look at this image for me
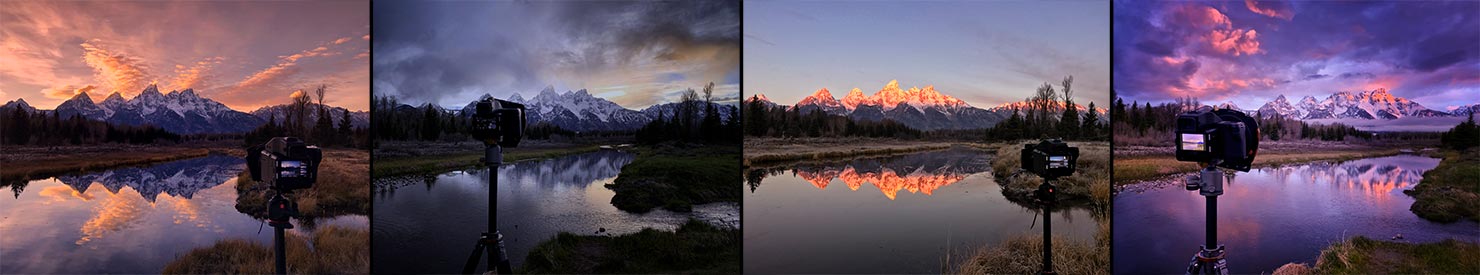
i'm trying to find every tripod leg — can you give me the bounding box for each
[494,231,513,273]
[463,237,487,274]
[275,225,287,275]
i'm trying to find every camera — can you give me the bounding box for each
[471,98,527,148]
[1175,107,1258,171]
[246,137,323,191]
[1021,139,1079,180]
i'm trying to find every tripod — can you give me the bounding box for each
[266,191,297,275]
[1035,179,1058,275]
[464,144,514,274]
[1186,165,1229,275]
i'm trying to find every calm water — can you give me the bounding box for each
[372,150,739,274]
[1114,155,1480,274]
[0,154,367,273]
[743,148,1099,274]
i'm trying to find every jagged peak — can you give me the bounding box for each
[883,79,900,91]
[1273,94,1287,102]
[178,88,197,97]
[810,88,834,99]
[69,91,94,103]
[847,88,864,97]
[104,92,126,102]
[573,89,590,97]
[747,93,771,102]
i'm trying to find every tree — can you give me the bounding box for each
[338,108,354,147]
[700,82,722,143]
[1441,112,1480,150]
[1057,76,1080,139]
[421,103,441,141]
[1082,101,1100,140]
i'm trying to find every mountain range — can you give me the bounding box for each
[455,86,736,132]
[746,80,1109,131]
[1,84,367,134]
[1248,89,1456,120]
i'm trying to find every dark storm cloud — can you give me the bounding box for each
[1114,1,1480,109]
[373,0,740,108]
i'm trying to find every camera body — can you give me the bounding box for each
[1021,139,1079,180]
[470,98,527,148]
[1175,107,1258,172]
[246,137,322,192]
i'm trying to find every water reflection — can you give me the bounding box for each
[1114,155,1479,274]
[744,147,1098,274]
[372,150,739,274]
[0,154,363,273]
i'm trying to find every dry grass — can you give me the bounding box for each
[0,144,232,182]
[952,219,1110,275]
[236,149,370,218]
[162,225,369,274]
[993,141,1112,208]
[1276,236,1480,274]
[742,137,954,167]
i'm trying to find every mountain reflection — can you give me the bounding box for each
[749,148,991,200]
[43,154,245,202]
[500,150,634,187]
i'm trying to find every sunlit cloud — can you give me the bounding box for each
[41,85,99,100]
[79,41,154,97]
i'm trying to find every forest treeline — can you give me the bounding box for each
[1111,95,1379,144]
[742,75,1107,142]
[1,107,180,145]
[243,85,369,148]
[635,82,742,144]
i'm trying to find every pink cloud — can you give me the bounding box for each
[1208,29,1262,56]
[42,84,99,100]
[169,56,224,91]
[333,37,352,45]
[79,41,154,97]
[1245,0,1294,20]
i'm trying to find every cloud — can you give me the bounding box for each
[373,0,739,109]
[333,37,352,45]
[169,56,224,91]
[42,85,99,100]
[79,41,154,97]
[1244,0,1294,20]
[1207,29,1261,56]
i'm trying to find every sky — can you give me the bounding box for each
[1114,0,1480,111]
[0,1,370,111]
[373,0,741,110]
[743,1,1110,109]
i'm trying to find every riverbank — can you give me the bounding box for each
[519,219,740,274]
[1114,141,1406,186]
[1272,236,1480,274]
[235,148,370,219]
[993,141,1112,209]
[162,225,370,274]
[606,144,740,213]
[742,137,953,167]
[0,142,238,182]
[1404,148,1480,223]
[371,140,601,177]
[953,219,1110,275]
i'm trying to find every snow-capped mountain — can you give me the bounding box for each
[1255,89,1451,119]
[50,84,264,134]
[249,103,370,129]
[1450,104,1480,117]
[744,94,777,108]
[0,98,37,113]
[777,80,1004,130]
[985,99,1106,116]
[461,86,735,132]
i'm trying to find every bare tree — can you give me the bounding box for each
[314,84,328,116]
[290,89,312,136]
[1061,75,1075,110]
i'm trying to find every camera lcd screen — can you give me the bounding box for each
[1180,133,1207,151]
[1048,156,1069,169]
[278,160,307,178]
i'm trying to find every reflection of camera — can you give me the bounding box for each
[1175,107,1258,171]
[1021,139,1079,180]
[246,137,322,191]
[471,98,527,148]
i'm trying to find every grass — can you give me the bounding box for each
[1404,148,1480,223]
[0,144,222,182]
[952,219,1110,275]
[1113,148,1404,186]
[236,148,370,219]
[162,225,370,274]
[1273,236,1480,274]
[606,144,741,213]
[371,144,601,177]
[743,137,953,167]
[519,219,740,274]
[992,141,1112,209]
